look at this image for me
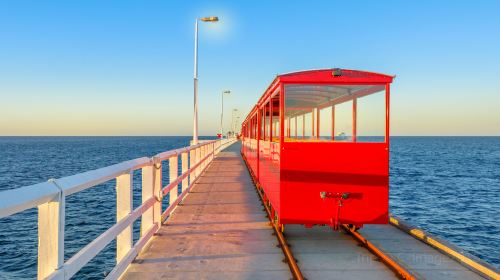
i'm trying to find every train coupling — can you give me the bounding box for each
[320,192,350,230]
[320,191,350,200]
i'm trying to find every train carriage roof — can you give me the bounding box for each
[278,68,394,83]
[245,68,394,124]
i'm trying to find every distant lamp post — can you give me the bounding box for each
[231,109,239,137]
[220,90,231,139]
[235,116,240,135]
[193,16,219,145]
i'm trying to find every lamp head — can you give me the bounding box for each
[200,16,219,22]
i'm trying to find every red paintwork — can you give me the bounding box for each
[241,69,394,228]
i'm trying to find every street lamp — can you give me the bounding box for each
[235,116,240,135]
[220,90,231,138]
[193,16,219,145]
[231,109,239,137]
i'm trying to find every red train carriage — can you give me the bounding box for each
[241,69,394,230]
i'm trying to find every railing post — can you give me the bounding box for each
[199,146,204,172]
[116,172,133,263]
[141,163,154,237]
[211,142,215,162]
[181,152,189,192]
[169,155,178,206]
[189,148,196,183]
[38,181,65,280]
[196,147,201,177]
[205,145,209,167]
[201,145,206,170]
[153,157,162,227]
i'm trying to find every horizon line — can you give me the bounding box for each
[1,135,500,137]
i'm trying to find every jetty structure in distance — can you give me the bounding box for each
[1,69,499,280]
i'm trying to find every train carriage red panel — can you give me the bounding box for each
[241,68,394,228]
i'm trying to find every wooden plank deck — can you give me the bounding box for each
[121,142,291,280]
[359,225,486,280]
[121,141,491,280]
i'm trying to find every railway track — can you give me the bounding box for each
[253,180,414,280]
[242,152,498,280]
[242,156,408,279]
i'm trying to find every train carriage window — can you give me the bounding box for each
[261,102,271,141]
[259,107,265,140]
[334,101,353,141]
[289,116,296,139]
[255,115,258,139]
[265,104,271,141]
[357,89,386,142]
[273,118,280,141]
[251,115,257,139]
[284,84,386,142]
[296,115,304,140]
[285,116,294,139]
[284,117,289,139]
[254,115,258,139]
[303,112,313,139]
[271,94,280,142]
[319,106,333,140]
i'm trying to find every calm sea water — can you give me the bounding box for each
[0,136,499,279]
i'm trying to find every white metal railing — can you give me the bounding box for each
[0,138,236,280]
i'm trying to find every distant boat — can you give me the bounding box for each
[336,132,347,140]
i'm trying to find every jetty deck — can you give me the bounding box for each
[1,140,497,280]
[121,142,495,280]
[121,143,291,279]
[358,225,485,280]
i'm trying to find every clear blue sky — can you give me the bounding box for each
[1,0,499,136]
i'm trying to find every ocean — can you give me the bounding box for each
[0,136,499,279]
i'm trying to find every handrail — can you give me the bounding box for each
[0,137,237,280]
[0,157,152,219]
[0,181,60,218]
[160,146,216,220]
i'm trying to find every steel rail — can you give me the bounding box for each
[241,152,304,280]
[242,150,417,280]
[342,225,418,280]
[256,186,304,280]
[240,158,481,280]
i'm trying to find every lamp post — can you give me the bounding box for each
[220,90,231,139]
[235,116,240,135]
[193,16,219,145]
[231,109,239,138]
